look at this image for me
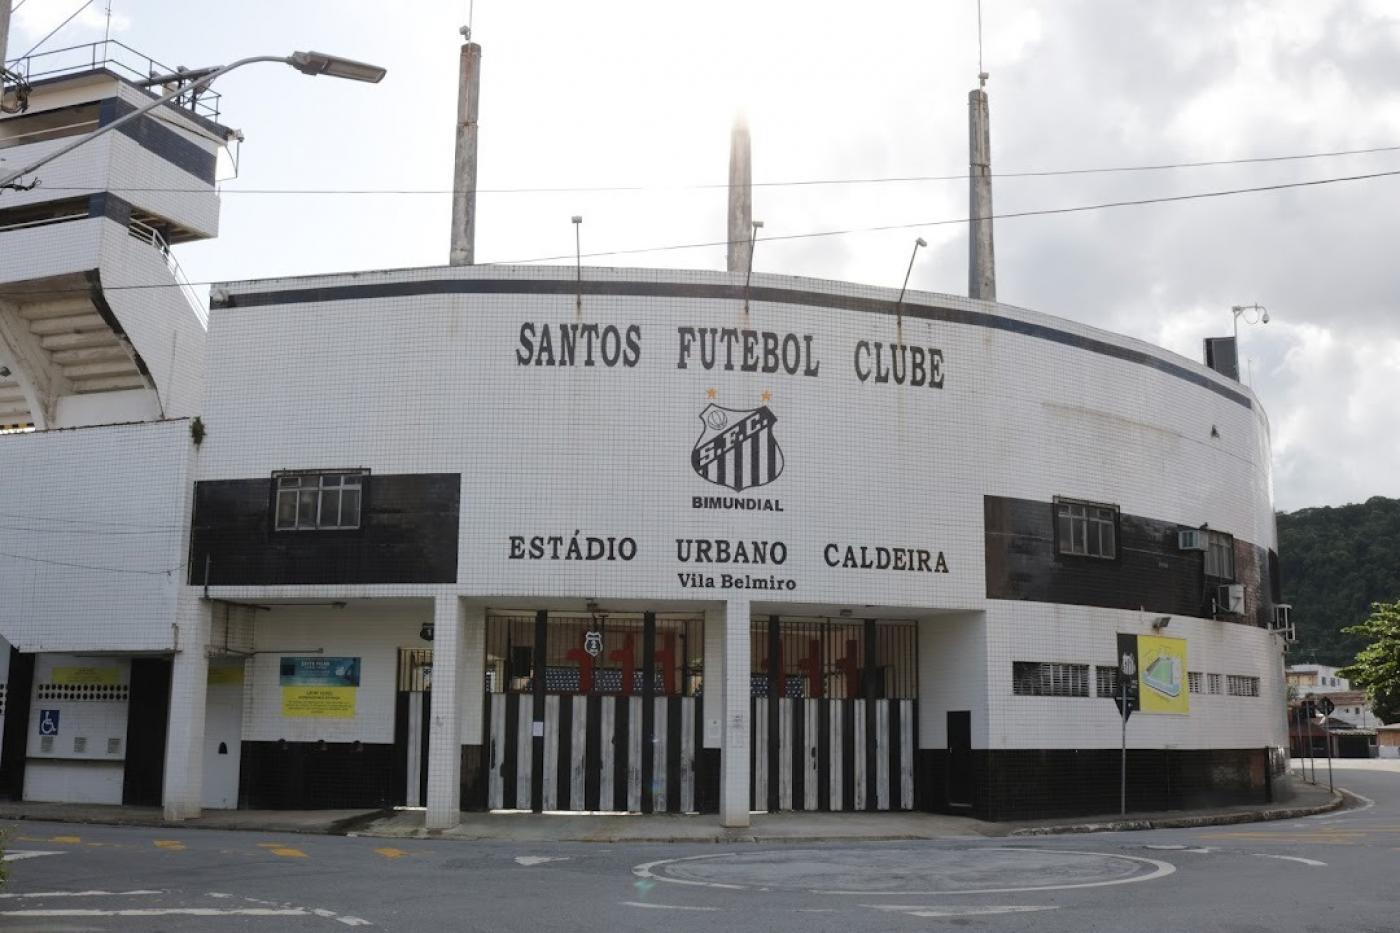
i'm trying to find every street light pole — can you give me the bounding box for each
[0,50,386,192]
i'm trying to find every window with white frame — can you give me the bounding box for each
[274,471,365,531]
[1055,498,1118,559]
[1013,662,1090,697]
[1207,673,1223,695]
[1204,531,1235,579]
[1227,675,1260,697]
[1188,671,1203,694]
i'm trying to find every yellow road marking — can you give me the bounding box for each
[154,840,186,851]
[257,843,308,858]
[374,847,410,859]
[49,835,81,844]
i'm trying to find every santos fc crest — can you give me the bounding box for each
[691,403,785,491]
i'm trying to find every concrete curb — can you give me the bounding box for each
[0,809,383,837]
[1006,790,1345,836]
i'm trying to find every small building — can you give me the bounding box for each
[1286,664,1351,694]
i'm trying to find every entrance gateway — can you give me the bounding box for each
[396,612,920,813]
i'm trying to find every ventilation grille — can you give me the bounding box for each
[39,736,54,753]
[0,683,7,717]
[107,737,122,755]
[35,684,129,702]
[72,736,87,754]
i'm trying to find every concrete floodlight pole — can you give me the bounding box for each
[968,76,996,302]
[449,28,482,266]
[727,117,752,274]
[0,0,11,65]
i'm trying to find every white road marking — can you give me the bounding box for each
[0,890,162,899]
[1254,854,1327,867]
[622,901,720,911]
[866,904,1059,918]
[1,851,64,862]
[337,916,373,926]
[633,853,746,890]
[822,849,1177,896]
[514,855,570,866]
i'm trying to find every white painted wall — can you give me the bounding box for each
[23,653,131,805]
[202,659,244,809]
[242,602,432,744]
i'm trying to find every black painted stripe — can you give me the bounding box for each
[584,694,602,811]
[100,97,218,183]
[666,697,682,813]
[418,692,431,805]
[557,695,573,810]
[641,613,656,814]
[613,696,630,812]
[531,611,547,814]
[817,699,831,812]
[216,278,1252,409]
[502,693,518,811]
[693,694,705,813]
[749,696,758,811]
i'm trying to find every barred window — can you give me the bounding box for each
[1204,531,1235,580]
[1013,662,1090,697]
[1055,499,1118,559]
[1188,671,1203,694]
[1227,675,1260,697]
[1207,673,1223,695]
[1095,666,1123,696]
[274,471,365,531]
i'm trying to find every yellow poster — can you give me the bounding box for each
[1137,634,1188,714]
[208,665,245,686]
[51,666,122,685]
[281,686,357,718]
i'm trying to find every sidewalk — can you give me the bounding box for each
[0,780,1342,843]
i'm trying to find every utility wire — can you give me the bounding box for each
[0,523,179,536]
[0,549,184,576]
[26,143,1400,197]
[0,508,185,529]
[0,163,1397,296]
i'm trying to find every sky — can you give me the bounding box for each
[8,0,1400,512]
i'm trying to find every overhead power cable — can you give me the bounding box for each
[0,164,1397,298]
[0,550,185,576]
[26,143,1400,197]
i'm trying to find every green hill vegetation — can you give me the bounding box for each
[1277,496,1400,666]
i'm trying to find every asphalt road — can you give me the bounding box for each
[2,760,1396,932]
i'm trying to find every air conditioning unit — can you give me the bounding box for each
[1178,529,1208,551]
[1216,583,1245,616]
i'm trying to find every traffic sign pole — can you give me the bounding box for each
[1120,674,1127,816]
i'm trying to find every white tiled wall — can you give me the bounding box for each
[0,419,193,653]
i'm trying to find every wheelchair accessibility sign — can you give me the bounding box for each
[39,709,60,736]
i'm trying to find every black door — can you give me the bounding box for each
[123,658,172,806]
[946,710,972,808]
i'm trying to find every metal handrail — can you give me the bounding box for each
[128,219,209,328]
[5,40,222,122]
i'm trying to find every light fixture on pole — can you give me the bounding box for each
[1230,303,1269,342]
[572,215,584,315]
[743,220,763,315]
[0,50,387,193]
[895,237,928,336]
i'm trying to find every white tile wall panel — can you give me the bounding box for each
[0,419,193,653]
[0,217,104,286]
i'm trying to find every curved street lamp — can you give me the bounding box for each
[0,50,386,192]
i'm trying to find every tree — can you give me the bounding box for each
[1339,600,1400,725]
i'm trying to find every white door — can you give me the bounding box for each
[201,661,245,809]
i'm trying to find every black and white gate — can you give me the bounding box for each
[481,611,707,813]
[750,617,918,811]
[393,648,432,807]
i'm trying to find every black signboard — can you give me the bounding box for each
[1113,633,1141,721]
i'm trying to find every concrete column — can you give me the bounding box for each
[426,596,465,829]
[459,604,485,745]
[720,598,751,827]
[448,40,482,266]
[162,599,213,820]
[702,607,723,749]
[968,86,996,301]
[726,118,752,274]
